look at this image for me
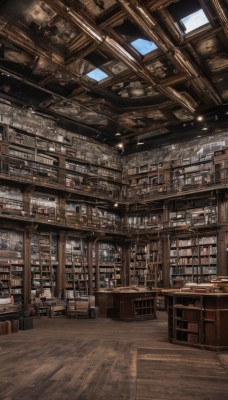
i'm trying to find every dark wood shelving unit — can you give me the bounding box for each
[112,290,158,321]
[167,291,228,351]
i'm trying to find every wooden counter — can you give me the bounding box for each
[166,291,228,351]
[95,289,159,320]
[112,290,158,321]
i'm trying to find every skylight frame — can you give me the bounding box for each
[85,67,109,82]
[130,38,158,56]
[180,8,210,34]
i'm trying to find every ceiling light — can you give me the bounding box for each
[115,132,121,136]
[137,140,144,145]
[117,142,124,149]
[114,202,118,207]
[196,115,204,122]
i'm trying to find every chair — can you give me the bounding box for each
[75,298,89,318]
[66,300,77,318]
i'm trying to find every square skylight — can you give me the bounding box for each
[130,38,158,56]
[86,68,109,82]
[180,9,209,34]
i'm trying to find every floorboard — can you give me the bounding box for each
[0,312,228,400]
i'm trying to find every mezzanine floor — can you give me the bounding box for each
[0,312,228,400]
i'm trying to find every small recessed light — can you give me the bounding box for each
[196,115,204,122]
[114,202,119,207]
[117,142,124,149]
[115,132,121,136]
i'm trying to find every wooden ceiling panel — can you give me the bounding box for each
[0,0,227,152]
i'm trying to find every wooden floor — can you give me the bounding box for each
[0,312,228,400]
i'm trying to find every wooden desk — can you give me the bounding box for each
[112,290,158,321]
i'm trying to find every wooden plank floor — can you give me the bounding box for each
[0,312,228,400]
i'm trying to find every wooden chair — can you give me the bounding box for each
[75,298,89,318]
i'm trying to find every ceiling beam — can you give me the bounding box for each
[211,0,228,38]
[116,0,222,106]
[43,0,196,113]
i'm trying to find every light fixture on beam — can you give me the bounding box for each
[196,115,204,122]
[201,124,208,131]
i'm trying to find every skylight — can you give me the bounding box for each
[130,39,157,56]
[180,9,209,34]
[86,68,109,82]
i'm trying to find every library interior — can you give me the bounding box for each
[0,1,228,399]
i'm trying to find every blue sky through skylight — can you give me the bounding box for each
[181,9,209,33]
[130,39,158,56]
[86,68,109,82]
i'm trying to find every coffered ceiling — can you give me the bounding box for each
[0,0,227,153]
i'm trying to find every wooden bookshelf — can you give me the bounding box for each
[167,291,228,350]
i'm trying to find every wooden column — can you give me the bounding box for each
[95,240,100,291]
[162,202,170,288]
[217,229,228,277]
[23,185,34,215]
[87,239,94,294]
[58,193,67,224]
[57,231,67,298]
[217,192,228,276]
[162,235,170,288]
[58,155,66,186]
[24,228,32,306]
[122,243,129,286]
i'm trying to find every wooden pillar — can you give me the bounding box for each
[58,156,66,186]
[162,202,170,287]
[24,228,32,305]
[217,192,228,276]
[23,185,34,215]
[87,239,94,294]
[95,240,100,291]
[58,231,67,298]
[217,228,228,277]
[58,194,67,223]
[162,235,170,288]
[122,243,129,286]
